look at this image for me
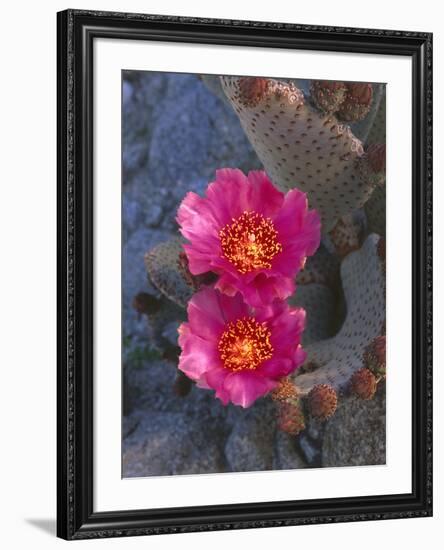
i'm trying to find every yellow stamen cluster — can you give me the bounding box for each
[219,211,283,274]
[218,317,273,372]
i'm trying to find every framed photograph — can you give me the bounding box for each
[57,9,433,540]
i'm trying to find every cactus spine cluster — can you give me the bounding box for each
[307,384,338,420]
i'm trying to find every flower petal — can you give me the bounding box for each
[235,273,295,308]
[273,189,321,256]
[247,170,284,216]
[182,243,216,275]
[223,371,277,408]
[177,287,307,408]
[269,306,306,352]
[176,191,219,241]
[205,168,251,225]
[273,188,308,237]
[258,357,295,378]
[176,169,321,307]
[293,344,307,367]
[186,287,226,340]
[178,327,220,381]
[216,291,250,323]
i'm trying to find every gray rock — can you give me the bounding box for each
[123,141,148,178]
[122,413,139,438]
[321,385,386,467]
[161,321,180,347]
[146,298,186,352]
[273,431,307,470]
[124,359,231,427]
[149,74,261,195]
[122,80,134,106]
[123,412,225,477]
[122,198,143,239]
[122,71,168,182]
[125,172,170,230]
[224,400,276,472]
[306,418,324,441]
[145,203,164,227]
[298,433,321,466]
[124,360,176,414]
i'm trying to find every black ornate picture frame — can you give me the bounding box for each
[57,9,433,540]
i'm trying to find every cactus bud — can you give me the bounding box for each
[271,377,299,402]
[350,368,377,400]
[277,399,305,435]
[307,384,338,420]
[132,292,162,315]
[310,80,347,113]
[337,83,373,122]
[363,336,386,377]
[238,77,270,107]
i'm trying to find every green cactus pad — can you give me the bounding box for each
[145,238,193,308]
[220,76,379,232]
[291,234,385,394]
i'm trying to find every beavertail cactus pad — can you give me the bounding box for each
[291,234,385,395]
[220,76,382,232]
[145,238,198,308]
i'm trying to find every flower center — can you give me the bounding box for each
[219,211,283,274]
[218,317,273,372]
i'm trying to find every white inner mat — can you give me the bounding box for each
[94,37,412,512]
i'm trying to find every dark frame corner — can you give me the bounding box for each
[57,9,432,540]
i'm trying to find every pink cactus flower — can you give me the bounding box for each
[177,169,321,307]
[178,286,307,408]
